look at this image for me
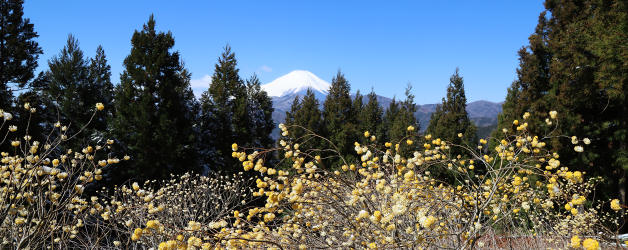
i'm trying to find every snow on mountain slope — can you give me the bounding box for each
[262,70,330,97]
[262,70,503,139]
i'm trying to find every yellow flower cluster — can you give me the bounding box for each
[0,103,122,248]
[87,111,625,249]
[610,199,622,211]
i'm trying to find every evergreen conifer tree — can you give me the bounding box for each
[246,74,275,149]
[296,89,323,135]
[200,45,251,172]
[198,89,221,171]
[389,84,419,144]
[45,35,92,144]
[359,90,384,144]
[495,0,627,203]
[0,0,42,108]
[87,45,114,130]
[322,71,358,166]
[382,97,400,144]
[284,95,300,137]
[111,15,199,182]
[352,90,363,119]
[44,36,114,150]
[426,69,476,157]
[294,89,324,148]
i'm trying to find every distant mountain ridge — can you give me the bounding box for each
[262,70,502,138]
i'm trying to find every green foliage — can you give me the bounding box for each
[352,90,364,118]
[44,35,113,149]
[0,0,42,107]
[0,0,42,154]
[382,97,400,143]
[388,84,419,144]
[202,45,246,172]
[245,74,275,149]
[284,89,324,151]
[88,45,115,128]
[322,71,359,167]
[495,0,628,203]
[200,46,274,173]
[284,95,300,137]
[359,90,384,144]
[426,69,476,156]
[111,15,199,182]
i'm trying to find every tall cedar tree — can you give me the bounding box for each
[202,45,246,172]
[296,89,323,138]
[198,88,221,172]
[389,84,419,145]
[245,74,275,149]
[45,35,113,149]
[495,0,628,205]
[201,46,276,173]
[0,0,42,107]
[426,69,475,182]
[426,69,476,157]
[284,95,301,138]
[359,90,384,144]
[88,45,115,130]
[352,90,364,120]
[322,71,359,167]
[111,15,199,182]
[382,97,400,144]
[286,89,324,150]
[0,0,42,154]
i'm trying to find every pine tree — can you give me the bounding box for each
[200,45,250,172]
[87,45,114,131]
[45,35,92,144]
[495,0,628,203]
[246,74,275,149]
[0,0,42,108]
[198,88,221,171]
[426,69,476,157]
[43,36,114,150]
[322,71,358,166]
[284,95,301,137]
[296,89,323,135]
[352,90,363,120]
[493,13,553,141]
[111,15,199,182]
[293,89,324,148]
[382,97,400,143]
[359,90,384,144]
[389,84,419,144]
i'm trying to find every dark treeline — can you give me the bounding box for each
[0,7,278,186]
[493,0,628,203]
[1,0,627,204]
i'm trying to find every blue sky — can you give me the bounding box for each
[24,1,545,103]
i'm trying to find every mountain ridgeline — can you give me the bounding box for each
[264,70,502,139]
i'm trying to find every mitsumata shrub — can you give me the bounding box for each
[0,102,124,248]
[0,102,626,249]
[125,112,625,249]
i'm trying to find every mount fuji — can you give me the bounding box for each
[262,70,502,138]
[262,70,330,97]
[261,70,330,111]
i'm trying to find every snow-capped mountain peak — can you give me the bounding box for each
[262,70,330,97]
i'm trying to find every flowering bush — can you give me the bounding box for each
[2,101,625,249]
[127,111,625,249]
[94,172,257,248]
[0,103,123,249]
